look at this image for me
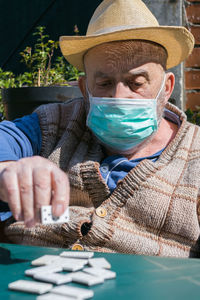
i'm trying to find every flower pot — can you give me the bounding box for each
[2,86,82,120]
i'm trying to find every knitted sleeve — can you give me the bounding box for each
[34,98,86,158]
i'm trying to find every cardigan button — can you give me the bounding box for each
[100,163,109,173]
[96,207,107,218]
[71,244,84,251]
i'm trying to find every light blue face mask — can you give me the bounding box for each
[86,75,166,153]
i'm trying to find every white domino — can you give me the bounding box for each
[31,257,85,272]
[34,272,72,285]
[88,257,111,269]
[55,257,88,266]
[31,255,61,266]
[37,293,78,300]
[37,293,79,300]
[8,280,53,294]
[71,271,104,286]
[62,262,84,272]
[53,257,87,271]
[51,285,94,299]
[41,205,69,225]
[83,267,116,280]
[25,265,63,276]
[60,251,94,259]
[32,255,87,268]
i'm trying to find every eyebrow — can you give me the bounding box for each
[94,69,150,81]
[94,71,109,79]
[127,69,150,81]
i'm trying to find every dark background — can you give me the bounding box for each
[0,0,183,106]
[0,0,102,74]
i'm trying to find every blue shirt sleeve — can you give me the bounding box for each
[0,113,41,161]
[0,113,42,220]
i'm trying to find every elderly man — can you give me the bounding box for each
[0,0,199,258]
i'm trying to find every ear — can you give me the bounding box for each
[78,76,88,99]
[164,72,175,104]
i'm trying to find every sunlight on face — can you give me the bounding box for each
[83,41,168,155]
[84,41,166,100]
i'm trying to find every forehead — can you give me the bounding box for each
[84,41,166,75]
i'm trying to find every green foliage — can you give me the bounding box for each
[185,108,200,126]
[0,26,84,116]
[18,26,84,86]
[0,68,17,115]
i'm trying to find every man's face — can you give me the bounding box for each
[82,41,173,155]
[84,41,166,102]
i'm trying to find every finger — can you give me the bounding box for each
[18,164,34,227]
[34,207,41,224]
[33,167,52,215]
[51,170,70,217]
[0,167,21,221]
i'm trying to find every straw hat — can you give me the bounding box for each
[59,0,194,71]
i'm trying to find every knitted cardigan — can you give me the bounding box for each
[5,98,200,258]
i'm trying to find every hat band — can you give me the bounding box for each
[88,24,159,36]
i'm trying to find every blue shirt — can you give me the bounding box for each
[0,113,41,220]
[0,108,181,220]
[100,149,164,193]
[99,108,181,192]
[0,113,41,161]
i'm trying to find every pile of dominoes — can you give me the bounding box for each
[8,251,116,299]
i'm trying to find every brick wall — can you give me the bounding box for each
[185,0,200,110]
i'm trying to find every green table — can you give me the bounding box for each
[1,243,200,299]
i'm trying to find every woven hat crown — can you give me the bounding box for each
[87,0,159,36]
[59,0,194,70]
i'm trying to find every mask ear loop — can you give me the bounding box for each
[155,73,166,101]
[85,81,94,128]
[84,81,93,117]
[86,81,93,99]
[152,73,166,129]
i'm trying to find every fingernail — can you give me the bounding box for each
[14,214,19,221]
[14,213,22,221]
[54,204,64,216]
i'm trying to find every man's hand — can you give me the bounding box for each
[0,156,70,227]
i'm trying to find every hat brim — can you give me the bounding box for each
[59,26,194,71]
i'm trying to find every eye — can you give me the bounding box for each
[96,80,112,87]
[133,81,143,87]
[128,80,144,88]
[128,76,147,89]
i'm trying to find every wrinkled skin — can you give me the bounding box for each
[0,157,70,227]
